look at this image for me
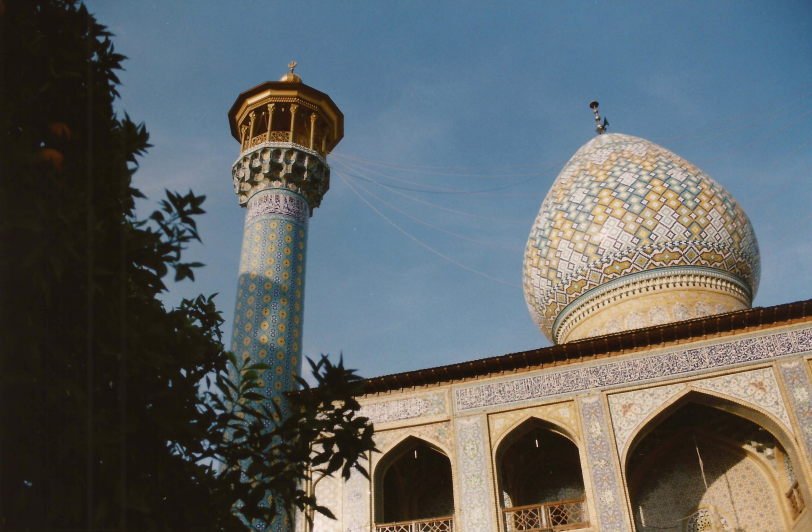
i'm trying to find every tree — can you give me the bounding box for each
[215,355,377,528]
[0,1,375,530]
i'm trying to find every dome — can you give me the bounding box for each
[523,133,760,343]
[279,71,302,83]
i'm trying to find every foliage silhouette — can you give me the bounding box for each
[0,1,375,530]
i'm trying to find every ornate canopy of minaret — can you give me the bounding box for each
[227,62,343,427]
[228,61,344,209]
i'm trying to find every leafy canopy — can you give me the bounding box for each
[0,1,375,530]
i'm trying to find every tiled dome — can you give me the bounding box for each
[523,133,760,343]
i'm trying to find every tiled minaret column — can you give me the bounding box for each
[227,64,344,531]
[231,189,311,410]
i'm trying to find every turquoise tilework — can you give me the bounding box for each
[231,188,308,424]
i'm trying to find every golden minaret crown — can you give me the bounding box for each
[227,63,344,208]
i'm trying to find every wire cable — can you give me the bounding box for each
[346,173,524,252]
[336,163,532,225]
[338,172,520,288]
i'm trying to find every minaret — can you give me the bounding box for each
[227,63,343,425]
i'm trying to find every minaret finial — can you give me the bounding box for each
[279,60,302,83]
[589,100,609,135]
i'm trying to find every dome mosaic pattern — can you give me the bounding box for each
[523,133,760,341]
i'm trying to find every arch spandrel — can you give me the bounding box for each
[372,434,453,480]
[489,402,580,449]
[609,367,795,464]
[370,422,453,468]
[621,390,809,497]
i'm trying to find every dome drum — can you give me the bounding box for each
[552,266,752,343]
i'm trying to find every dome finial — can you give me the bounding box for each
[280,60,302,83]
[589,100,609,135]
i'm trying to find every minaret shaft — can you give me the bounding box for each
[231,188,309,415]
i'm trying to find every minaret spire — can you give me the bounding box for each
[227,64,344,531]
[589,100,609,135]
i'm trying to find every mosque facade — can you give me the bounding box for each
[226,73,812,532]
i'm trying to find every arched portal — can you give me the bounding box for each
[373,437,454,531]
[627,395,807,531]
[496,418,589,531]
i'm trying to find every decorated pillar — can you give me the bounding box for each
[578,395,634,531]
[227,63,344,530]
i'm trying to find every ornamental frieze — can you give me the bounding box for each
[246,189,309,225]
[454,326,812,412]
[360,391,447,425]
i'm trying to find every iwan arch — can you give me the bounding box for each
[222,71,812,531]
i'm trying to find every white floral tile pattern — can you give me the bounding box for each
[579,396,630,530]
[608,383,687,454]
[455,416,497,531]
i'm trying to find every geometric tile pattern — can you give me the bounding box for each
[230,188,309,422]
[311,474,342,531]
[342,455,372,532]
[634,441,783,531]
[523,133,760,340]
[455,325,812,412]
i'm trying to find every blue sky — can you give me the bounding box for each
[90,1,812,378]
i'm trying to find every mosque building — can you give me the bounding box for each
[227,68,812,532]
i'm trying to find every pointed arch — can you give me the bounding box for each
[623,388,801,473]
[374,430,452,463]
[492,412,581,454]
[372,436,455,527]
[495,417,590,531]
[624,391,809,531]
